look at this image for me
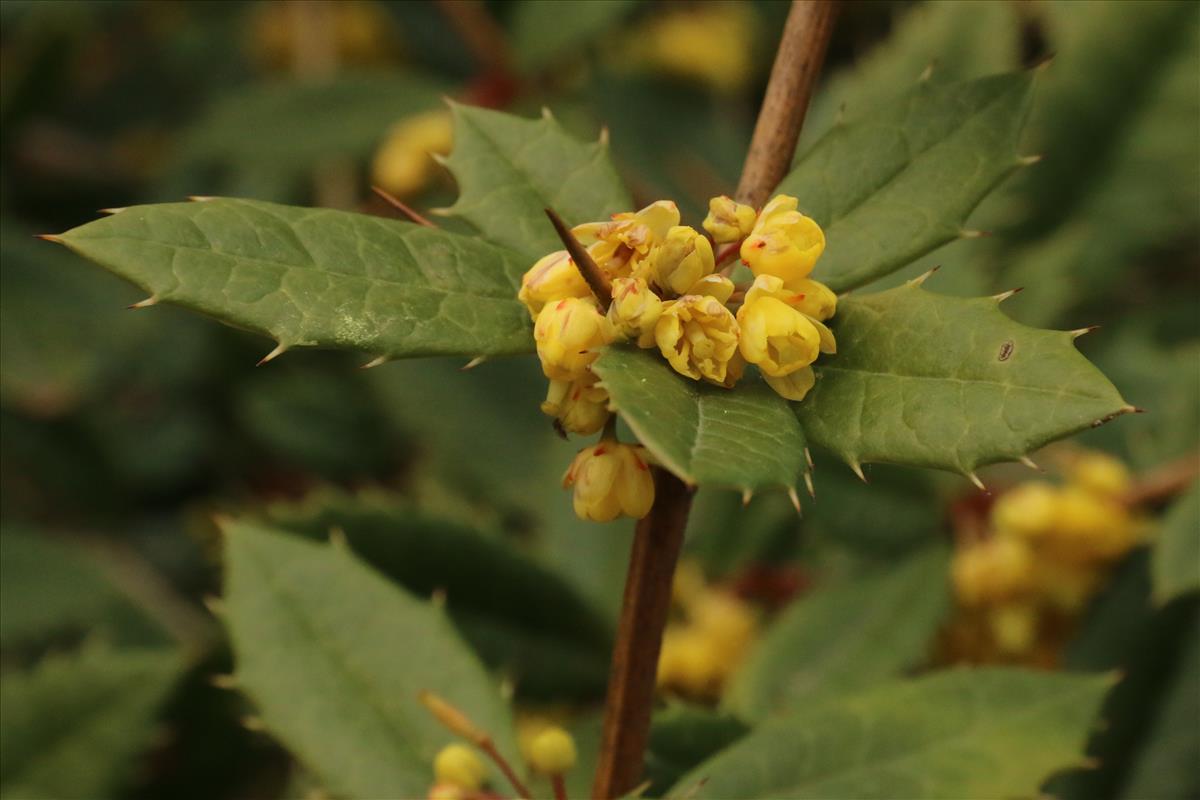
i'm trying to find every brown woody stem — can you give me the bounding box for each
[590,2,837,797]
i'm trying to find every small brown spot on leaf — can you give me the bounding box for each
[998,341,1014,361]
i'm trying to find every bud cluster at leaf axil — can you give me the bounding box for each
[520,195,837,523]
[942,449,1149,665]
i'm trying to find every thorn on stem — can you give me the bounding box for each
[35,233,63,243]
[907,265,940,287]
[1070,325,1101,339]
[804,471,816,498]
[803,446,814,469]
[461,355,487,371]
[1019,455,1042,472]
[967,472,987,492]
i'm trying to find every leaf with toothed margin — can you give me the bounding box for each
[52,198,534,360]
[221,521,518,800]
[795,281,1132,482]
[440,103,633,260]
[779,71,1035,293]
[592,346,808,495]
[667,668,1114,800]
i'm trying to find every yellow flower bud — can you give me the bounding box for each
[655,295,741,385]
[542,376,610,436]
[562,442,655,522]
[690,590,757,660]
[788,278,838,321]
[657,628,723,698]
[534,298,615,381]
[371,110,453,197]
[651,226,716,295]
[991,482,1059,540]
[527,727,577,775]
[736,295,821,378]
[951,535,1036,607]
[518,250,591,319]
[426,784,467,800]
[763,366,815,402]
[703,195,756,244]
[1033,559,1101,613]
[574,200,680,279]
[433,744,485,791]
[1067,451,1132,498]
[988,602,1038,655]
[740,195,825,284]
[608,277,664,340]
[685,274,736,304]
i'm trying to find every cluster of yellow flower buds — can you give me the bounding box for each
[944,449,1147,665]
[519,195,837,522]
[656,561,759,700]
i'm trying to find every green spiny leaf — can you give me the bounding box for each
[593,345,808,494]
[780,72,1034,293]
[1152,479,1200,605]
[221,520,517,800]
[441,103,633,259]
[670,668,1114,800]
[724,546,950,721]
[54,198,533,360]
[0,647,181,800]
[796,282,1132,481]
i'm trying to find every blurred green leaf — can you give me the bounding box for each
[0,528,164,650]
[257,489,612,699]
[645,705,747,795]
[1153,480,1200,605]
[725,546,949,721]
[56,199,533,359]
[671,668,1113,799]
[0,647,181,800]
[594,345,808,492]
[221,520,517,799]
[442,103,632,259]
[781,72,1034,293]
[684,488,797,579]
[797,284,1131,478]
[511,0,638,73]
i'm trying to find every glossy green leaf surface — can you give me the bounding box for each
[797,283,1131,478]
[725,546,950,720]
[0,647,181,800]
[593,346,808,492]
[56,199,532,359]
[671,669,1112,800]
[222,521,517,800]
[1152,479,1200,605]
[780,72,1034,292]
[441,103,633,259]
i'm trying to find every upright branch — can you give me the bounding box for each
[735,0,838,209]
[591,2,838,797]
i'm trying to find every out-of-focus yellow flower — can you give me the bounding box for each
[527,727,577,775]
[988,602,1038,655]
[672,560,707,608]
[519,250,591,319]
[736,276,824,377]
[992,482,1059,541]
[651,226,716,295]
[1033,558,1102,614]
[740,195,825,285]
[656,295,741,386]
[951,535,1036,607]
[371,110,453,197]
[575,200,679,280]
[627,3,756,93]
[657,586,759,699]
[657,628,723,698]
[562,442,655,522]
[1067,451,1133,498]
[1051,487,1140,563]
[690,591,757,660]
[534,298,615,381]
[608,276,663,342]
[251,0,399,71]
[763,367,816,402]
[432,744,485,791]
[542,375,610,436]
[703,195,756,244]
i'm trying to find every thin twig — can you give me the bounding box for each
[545,208,613,309]
[735,0,838,208]
[591,3,838,797]
[372,186,438,228]
[1123,451,1200,509]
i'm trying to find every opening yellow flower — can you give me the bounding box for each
[542,375,610,436]
[740,195,825,284]
[736,275,825,378]
[608,276,664,342]
[518,250,591,319]
[702,195,756,244]
[655,295,741,386]
[651,225,715,295]
[562,442,655,521]
[573,200,680,280]
[534,297,615,381]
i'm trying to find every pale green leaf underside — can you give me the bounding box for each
[442,103,633,260]
[0,647,180,800]
[1152,478,1200,605]
[56,198,533,359]
[222,522,517,800]
[593,346,807,492]
[782,72,1034,293]
[725,546,950,721]
[797,284,1130,476]
[672,668,1112,800]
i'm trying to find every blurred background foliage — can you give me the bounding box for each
[0,1,1196,799]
